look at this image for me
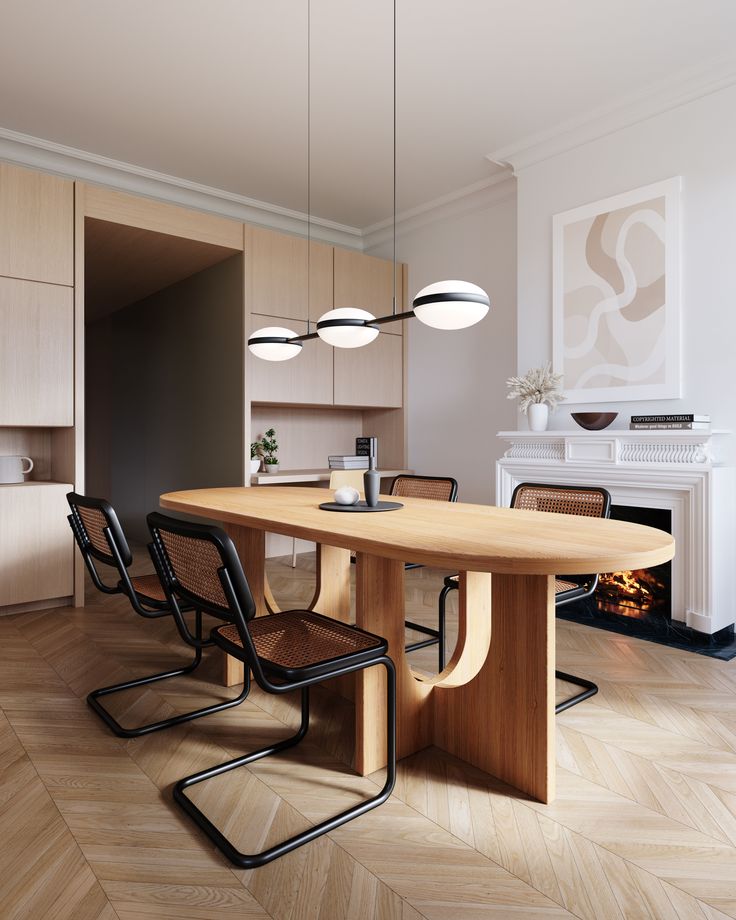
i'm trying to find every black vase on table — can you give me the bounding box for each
[363,456,379,508]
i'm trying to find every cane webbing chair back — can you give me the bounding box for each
[390,475,458,503]
[148,513,256,622]
[511,483,609,519]
[67,492,133,568]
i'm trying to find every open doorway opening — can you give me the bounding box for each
[84,217,244,542]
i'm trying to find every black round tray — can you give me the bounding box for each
[319,500,403,513]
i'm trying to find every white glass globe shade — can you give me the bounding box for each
[316,307,379,348]
[412,280,490,330]
[248,326,302,361]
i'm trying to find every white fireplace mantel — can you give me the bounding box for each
[496,429,735,635]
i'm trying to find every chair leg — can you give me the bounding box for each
[291,537,297,568]
[554,670,598,714]
[437,581,455,671]
[173,657,397,869]
[87,611,250,738]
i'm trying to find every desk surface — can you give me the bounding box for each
[161,486,675,575]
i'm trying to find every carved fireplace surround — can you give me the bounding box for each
[496,429,735,635]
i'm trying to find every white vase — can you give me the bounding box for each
[250,459,261,474]
[528,403,549,432]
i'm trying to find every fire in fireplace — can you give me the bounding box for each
[595,505,672,620]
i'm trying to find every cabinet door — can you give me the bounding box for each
[334,333,403,408]
[0,483,74,607]
[0,277,74,425]
[246,225,333,323]
[333,249,404,334]
[249,314,334,405]
[0,163,74,285]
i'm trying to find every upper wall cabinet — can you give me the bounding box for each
[245,225,333,324]
[333,333,403,408]
[249,313,333,406]
[0,163,74,286]
[0,277,74,425]
[333,249,404,334]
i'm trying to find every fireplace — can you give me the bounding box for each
[496,427,736,644]
[595,505,672,620]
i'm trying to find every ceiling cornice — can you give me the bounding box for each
[361,171,516,252]
[486,59,736,174]
[0,126,364,249]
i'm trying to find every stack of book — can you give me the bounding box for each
[328,455,369,470]
[629,414,710,430]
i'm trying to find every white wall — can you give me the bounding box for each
[367,187,518,504]
[516,85,736,463]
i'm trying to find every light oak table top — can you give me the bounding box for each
[161,485,675,575]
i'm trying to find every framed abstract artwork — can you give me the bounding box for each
[552,177,681,403]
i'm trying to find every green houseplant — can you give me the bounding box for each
[260,428,279,473]
[250,441,262,475]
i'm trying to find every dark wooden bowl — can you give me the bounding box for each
[571,412,618,430]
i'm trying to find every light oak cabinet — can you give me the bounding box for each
[0,277,74,426]
[334,248,404,334]
[334,333,403,408]
[245,225,333,323]
[0,483,74,607]
[0,162,74,286]
[249,314,334,405]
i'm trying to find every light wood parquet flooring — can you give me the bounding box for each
[1,551,736,919]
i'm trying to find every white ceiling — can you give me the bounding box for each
[1,0,735,228]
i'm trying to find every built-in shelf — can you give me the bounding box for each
[0,480,72,487]
[251,467,411,486]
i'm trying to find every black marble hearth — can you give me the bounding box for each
[559,596,736,660]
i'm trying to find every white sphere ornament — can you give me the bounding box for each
[412,280,490,330]
[334,486,360,506]
[248,327,302,361]
[316,307,379,348]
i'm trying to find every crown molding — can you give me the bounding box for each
[0,126,363,249]
[361,171,516,251]
[486,60,736,174]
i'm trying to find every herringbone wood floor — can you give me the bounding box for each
[2,552,736,920]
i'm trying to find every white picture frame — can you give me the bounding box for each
[552,177,682,404]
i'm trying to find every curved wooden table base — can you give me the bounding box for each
[161,487,674,804]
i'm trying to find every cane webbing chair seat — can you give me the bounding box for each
[443,573,581,595]
[437,482,611,713]
[147,511,396,870]
[216,610,385,679]
[128,574,169,603]
[391,475,459,668]
[66,492,248,739]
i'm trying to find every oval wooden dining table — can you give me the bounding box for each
[160,485,675,804]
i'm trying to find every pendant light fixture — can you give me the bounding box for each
[412,280,490,330]
[248,0,490,362]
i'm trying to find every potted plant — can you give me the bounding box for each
[260,428,280,473]
[250,441,262,475]
[506,363,565,431]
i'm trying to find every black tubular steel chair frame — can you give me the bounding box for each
[437,482,611,713]
[147,511,397,870]
[390,475,458,668]
[66,492,248,738]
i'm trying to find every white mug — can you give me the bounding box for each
[0,455,34,483]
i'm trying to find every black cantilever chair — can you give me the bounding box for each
[66,492,249,737]
[438,482,611,712]
[389,475,458,669]
[147,511,396,869]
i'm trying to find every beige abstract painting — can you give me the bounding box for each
[553,178,681,403]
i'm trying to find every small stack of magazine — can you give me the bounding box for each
[328,455,369,470]
[629,414,710,430]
